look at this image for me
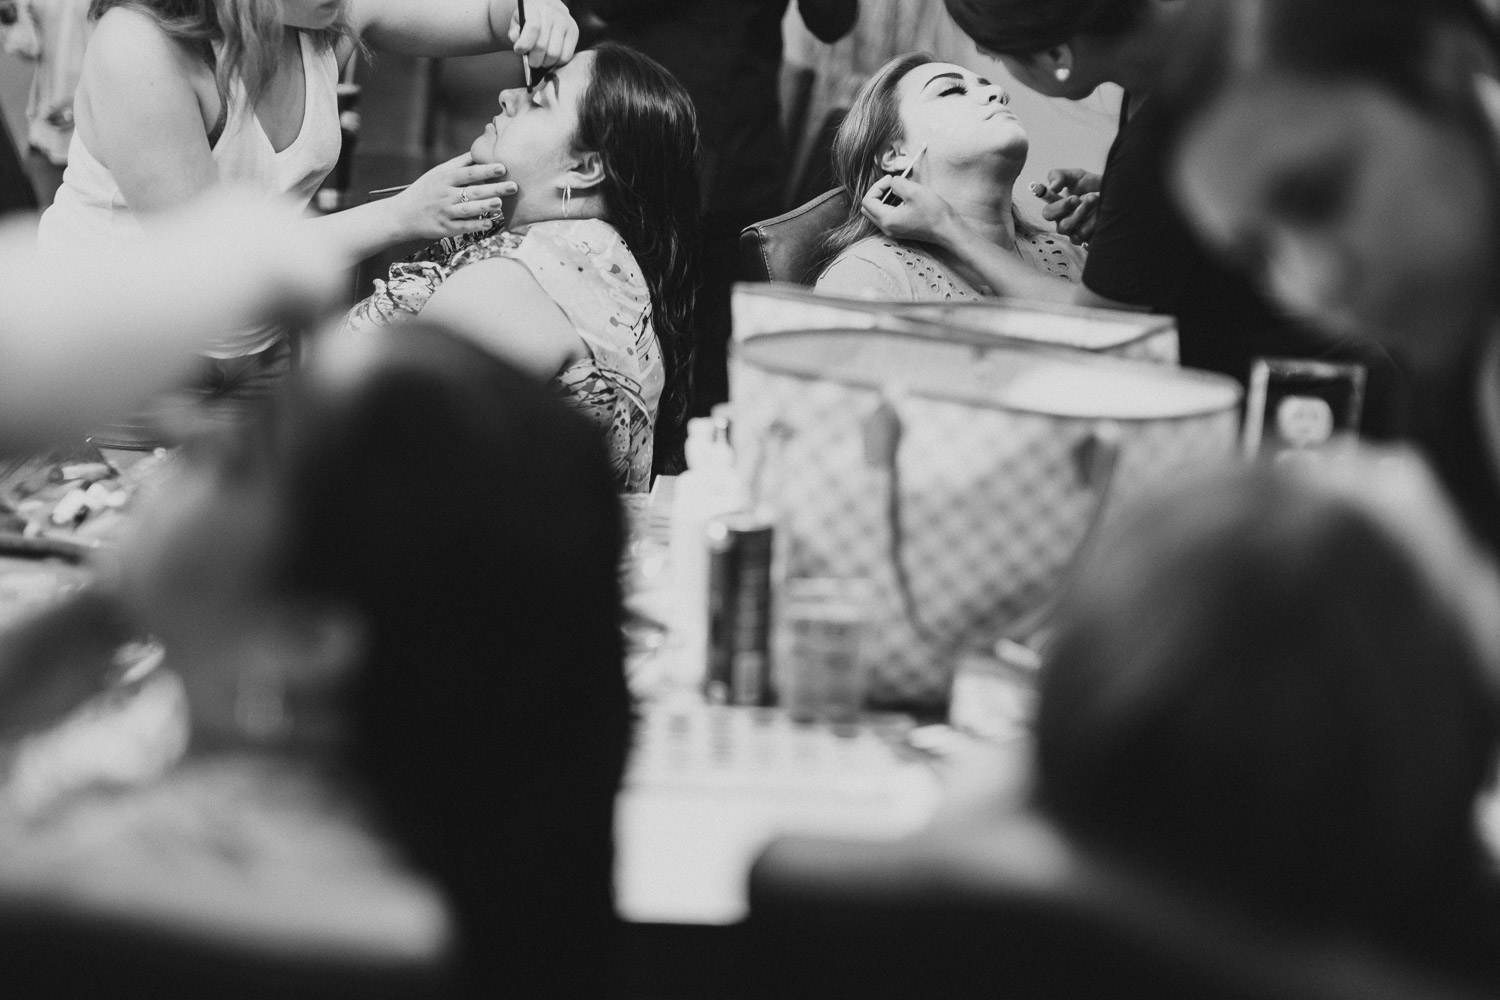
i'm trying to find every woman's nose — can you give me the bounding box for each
[981,83,1008,105]
[498,88,523,116]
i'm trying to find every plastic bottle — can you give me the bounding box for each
[667,414,744,686]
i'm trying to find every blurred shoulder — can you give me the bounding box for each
[816,237,921,300]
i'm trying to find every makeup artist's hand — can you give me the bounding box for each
[504,0,578,70]
[392,152,517,240]
[861,175,962,248]
[1031,167,1102,245]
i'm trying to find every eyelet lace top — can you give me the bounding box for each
[816,233,1087,301]
[341,219,662,494]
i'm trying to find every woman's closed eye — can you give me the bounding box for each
[530,70,560,107]
[938,85,966,98]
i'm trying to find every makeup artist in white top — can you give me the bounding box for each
[817,53,1085,301]
[39,0,579,355]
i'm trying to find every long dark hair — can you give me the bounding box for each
[823,52,1038,268]
[942,0,1149,56]
[270,325,630,998]
[576,41,702,476]
[89,0,353,102]
[1035,462,1500,937]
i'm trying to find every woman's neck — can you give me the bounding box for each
[505,192,604,233]
[923,161,1018,249]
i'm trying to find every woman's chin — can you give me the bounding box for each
[469,126,501,165]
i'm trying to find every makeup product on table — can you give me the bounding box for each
[704,513,775,707]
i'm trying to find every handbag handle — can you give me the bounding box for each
[864,389,1122,659]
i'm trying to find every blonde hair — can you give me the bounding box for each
[90,0,355,101]
[822,52,1038,269]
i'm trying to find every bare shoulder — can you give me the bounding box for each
[86,7,209,82]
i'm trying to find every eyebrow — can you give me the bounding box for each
[922,72,967,91]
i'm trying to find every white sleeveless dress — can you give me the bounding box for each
[38,30,341,356]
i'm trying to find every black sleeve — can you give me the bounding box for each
[795,0,858,43]
[1080,106,1192,316]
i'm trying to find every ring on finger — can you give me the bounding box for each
[459,188,470,203]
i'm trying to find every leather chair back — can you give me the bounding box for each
[738,189,850,286]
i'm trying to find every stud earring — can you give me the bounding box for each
[1054,66,1071,83]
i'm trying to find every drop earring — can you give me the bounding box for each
[562,184,572,219]
[1054,66,1071,83]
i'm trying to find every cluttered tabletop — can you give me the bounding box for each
[0,446,1022,934]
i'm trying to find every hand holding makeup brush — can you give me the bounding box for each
[499,0,578,74]
[860,173,961,247]
[1029,167,1102,245]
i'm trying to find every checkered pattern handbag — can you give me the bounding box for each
[730,329,1242,710]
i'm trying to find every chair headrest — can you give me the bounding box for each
[737,189,851,286]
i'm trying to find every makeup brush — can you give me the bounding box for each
[879,144,928,206]
[518,0,533,92]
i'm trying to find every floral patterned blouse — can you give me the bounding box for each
[342,219,662,493]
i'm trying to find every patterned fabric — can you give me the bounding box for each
[731,330,1242,709]
[816,234,1086,302]
[342,219,662,493]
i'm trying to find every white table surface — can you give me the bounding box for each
[613,701,943,925]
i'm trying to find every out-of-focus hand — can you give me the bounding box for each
[1030,167,1103,245]
[861,175,960,246]
[504,0,578,69]
[172,187,348,323]
[391,152,515,240]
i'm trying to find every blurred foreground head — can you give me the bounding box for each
[1036,452,1500,934]
[1164,0,1500,374]
[119,324,629,996]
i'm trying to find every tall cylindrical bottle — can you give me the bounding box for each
[666,415,743,688]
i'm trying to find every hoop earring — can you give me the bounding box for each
[563,184,572,219]
[1054,66,1071,83]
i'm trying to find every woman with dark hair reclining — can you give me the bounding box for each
[342,42,702,487]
